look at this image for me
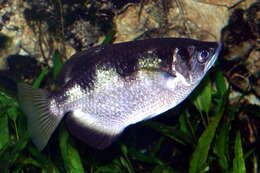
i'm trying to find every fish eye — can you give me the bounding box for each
[197,50,209,63]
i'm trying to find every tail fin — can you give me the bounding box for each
[17,83,63,150]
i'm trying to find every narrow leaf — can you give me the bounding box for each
[19,157,42,167]
[144,121,193,146]
[52,50,63,80]
[6,107,19,122]
[179,111,190,134]
[193,75,212,114]
[0,132,29,169]
[232,132,246,173]
[128,147,164,165]
[215,68,227,97]
[0,90,19,121]
[150,137,165,159]
[95,164,122,173]
[152,165,176,173]
[212,120,230,170]
[59,124,84,173]
[102,30,116,45]
[0,114,9,151]
[189,93,227,173]
[28,146,49,165]
[33,68,49,88]
[120,143,135,173]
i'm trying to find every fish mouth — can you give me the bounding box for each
[205,42,222,72]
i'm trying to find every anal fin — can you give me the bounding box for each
[65,110,123,150]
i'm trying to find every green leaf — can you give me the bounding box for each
[178,110,197,144]
[41,166,61,173]
[93,157,126,173]
[59,124,84,173]
[179,110,190,134]
[213,105,235,171]
[28,146,49,165]
[244,147,255,160]
[16,113,28,140]
[150,137,165,159]
[144,121,193,146]
[128,147,164,165]
[0,132,29,169]
[119,156,133,173]
[232,132,246,173]
[152,165,176,173]
[120,142,128,157]
[94,163,122,173]
[52,50,63,80]
[193,75,212,114]
[252,154,257,173]
[13,131,30,152]
[6,107,19,122]
[19,157,42,167]
[119,143,135,173]
[33,68,49,88]
[0,90,19,121]
[189,93,227,173]
[215,68,227,97]
[0,114,9,151]
[27,149,61,173]
[102,30,116,45]
[212,120,230,170]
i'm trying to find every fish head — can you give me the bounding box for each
[173,41,222,85]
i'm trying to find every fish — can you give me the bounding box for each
[17,38,222,150]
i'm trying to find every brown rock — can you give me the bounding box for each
[114,0,228,43]
[194,0,247,8]
[0,0,76,69]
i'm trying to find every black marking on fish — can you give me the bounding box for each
[58,38,217,90]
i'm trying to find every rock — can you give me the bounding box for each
[0,0,115,70]
[0,0,76,69]
[0,33,12,69]
[114,0,228,43]
[0,0,24,69]
[194,0,254,8]
[220,1,260,105]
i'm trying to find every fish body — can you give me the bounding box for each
[18,38,221,150]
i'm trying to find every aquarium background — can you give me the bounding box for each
[0,0,259,173]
